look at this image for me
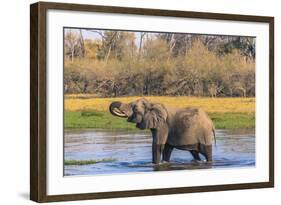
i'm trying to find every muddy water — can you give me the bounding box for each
[64,129,255,176]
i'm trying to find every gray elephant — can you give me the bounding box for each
[109,98,216,164]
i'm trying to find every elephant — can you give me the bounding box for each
[109,98,216,164]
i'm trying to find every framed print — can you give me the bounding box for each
[30,1,274,202]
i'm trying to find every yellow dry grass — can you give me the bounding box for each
[65,95,255,113]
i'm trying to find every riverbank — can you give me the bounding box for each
[64,110,255,130]
[64,96,255,130]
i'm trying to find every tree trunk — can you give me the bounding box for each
[138,32,145,57]
[105,45,112,62]
[79,29,85,58]
[71,49,74,62]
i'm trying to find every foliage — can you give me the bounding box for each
[64,29,256,97]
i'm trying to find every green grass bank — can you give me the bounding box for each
[64,110,255,130]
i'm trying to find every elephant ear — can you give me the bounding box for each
[143,104,167,129]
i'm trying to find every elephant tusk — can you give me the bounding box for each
[112,108,127,117]
[109,101,128,118]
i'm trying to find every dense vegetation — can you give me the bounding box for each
[64,30,255,97]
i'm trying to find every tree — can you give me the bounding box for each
[64,31,79,62]
[64,30,86,61]
[138,32,146,57]
[78,29,85,58]
[217,36,256,59]
[115,32,137,60]
[92,31,137,61]
[143,37,170,60]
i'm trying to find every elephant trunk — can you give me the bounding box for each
[109,101,128,118]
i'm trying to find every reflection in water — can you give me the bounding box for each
[64,129,255,176]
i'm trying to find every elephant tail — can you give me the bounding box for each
[212,127,216,147]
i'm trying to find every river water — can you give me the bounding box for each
[64,129,255,176]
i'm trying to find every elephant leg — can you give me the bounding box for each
[190,150,201,161]
[205,145,213,161]
[152,143,165,164]
[162,144,174,162]
[200,144,213,162]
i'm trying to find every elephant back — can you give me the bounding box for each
[167,107,214,146]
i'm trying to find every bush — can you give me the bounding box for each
[64,38,255,97]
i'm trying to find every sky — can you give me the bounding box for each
[64,28,255,48]
[64,28,143,44]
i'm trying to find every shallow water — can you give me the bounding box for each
[64,129,255,176]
